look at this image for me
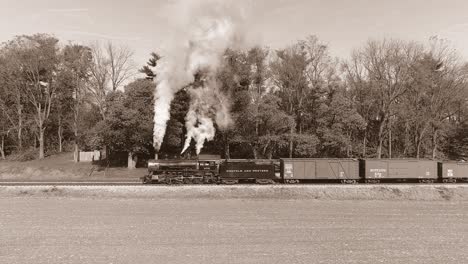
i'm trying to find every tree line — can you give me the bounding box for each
[1,34,468,167]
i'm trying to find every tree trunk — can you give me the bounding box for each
[17,107,22,151]
[377,137,384,159]
[403,121,410,156]
[362,130,367,157]
[416,140,422,159]
[347,133,351,158]
[39,128,45,159]
[74,143,79,163]
[252,146,258,159]
[388,127,392,159]
[73,82,80,162]
[225,140,230,159]
[73,110,79,162]
[377,116,386,159]
[58,115,63,153]
[432,129,438,159]
[289,126,294,158]
[0,135,5,160]
[128,152,137,169]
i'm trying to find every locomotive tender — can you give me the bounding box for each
[142,157,468,184]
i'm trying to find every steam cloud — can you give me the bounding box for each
[153,0,250,154]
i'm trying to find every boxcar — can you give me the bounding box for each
[362,159,438,183]
[280,158,360,184]
[439,161,468,183]
[219,159,280,184]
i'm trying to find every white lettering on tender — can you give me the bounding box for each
[226,169,269,173]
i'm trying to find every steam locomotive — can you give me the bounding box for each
[141,155,468,184]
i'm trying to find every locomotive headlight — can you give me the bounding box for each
[275,172,280,178]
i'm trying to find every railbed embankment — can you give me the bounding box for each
[1,184,468,201]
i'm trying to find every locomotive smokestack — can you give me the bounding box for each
[155,153,159,160]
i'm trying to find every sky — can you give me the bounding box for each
[1,0,468,67]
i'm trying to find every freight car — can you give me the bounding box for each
[361,159,438,183]
[143,157,468,184]
[438,161,468,183]
[280,158,359,184]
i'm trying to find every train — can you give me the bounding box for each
[141,155,468,184]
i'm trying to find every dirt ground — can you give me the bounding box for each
[1,197,467,264]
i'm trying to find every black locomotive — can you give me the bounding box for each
[142,156,468,184]
[143,156,219,184]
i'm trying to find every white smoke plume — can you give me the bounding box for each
[181,77,233,154]
[153,0,251,153]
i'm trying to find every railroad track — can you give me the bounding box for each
[1,181,466,186]
[0,181,142,186]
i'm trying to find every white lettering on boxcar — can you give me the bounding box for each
[370,168,386,178]
[285,163,293,178]
[448,169,454,177]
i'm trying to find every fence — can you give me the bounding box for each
[76,151,101,162]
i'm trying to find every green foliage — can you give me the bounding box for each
[316,90,366,157]
[0,33,468,161]
[139,52,161,80]
[159,90,190,155]
[96,79,155,155]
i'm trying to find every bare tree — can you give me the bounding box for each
[347,39,423,158]
[426,38,468,158]
[88,42,110,120]
[343,51,377,157]
[106,42,135,91]
[88,42,135,120]
[6,34,60,159]
[0,49,25,151]
[61,44,93,161]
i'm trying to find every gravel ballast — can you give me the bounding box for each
[1,184,468,201]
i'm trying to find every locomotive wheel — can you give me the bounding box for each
[285,179,299,184]
[142,176,151,184]
[193,178,203,184]
[183,178,192,184]
[221,179,238,185]
[255,179,275,185]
